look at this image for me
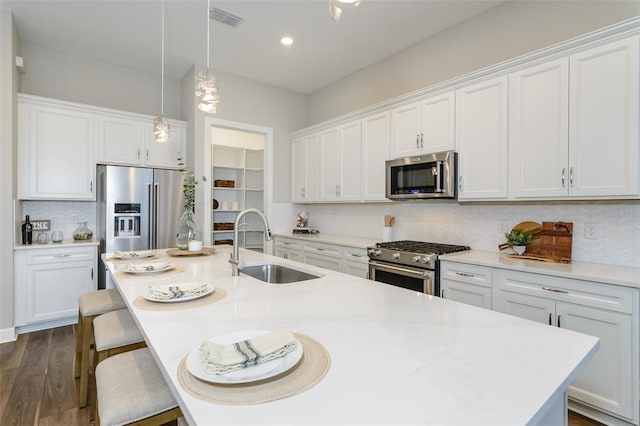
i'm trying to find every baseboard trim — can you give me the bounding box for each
[569,399,636,426]
[0,327,17,343]
[15,317,77,336]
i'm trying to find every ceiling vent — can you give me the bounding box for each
[210,8,243,27]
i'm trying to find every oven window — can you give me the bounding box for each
[373,269,424,292]
[392,163,440,194]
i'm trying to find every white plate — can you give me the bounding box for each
[143,283,214,303]
[186,329,303,384]
[124,262,175,275]
[113,250,155,259]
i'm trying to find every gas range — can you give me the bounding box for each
[367,240,470,270]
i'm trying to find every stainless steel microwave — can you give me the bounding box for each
[385,151,457,200]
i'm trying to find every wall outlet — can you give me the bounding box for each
[584,223,599,240]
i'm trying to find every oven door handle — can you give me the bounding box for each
[369,261,432,279]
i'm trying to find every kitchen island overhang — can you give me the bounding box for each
[104,246,599,425]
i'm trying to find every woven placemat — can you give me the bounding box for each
[105,255,160,262]
[177,333,330,405]
[132,288,228,311]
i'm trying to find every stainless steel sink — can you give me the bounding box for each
[239,263,320,283]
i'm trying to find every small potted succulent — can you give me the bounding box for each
[504,230,533,255]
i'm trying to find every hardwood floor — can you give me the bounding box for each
[1,325,605,426]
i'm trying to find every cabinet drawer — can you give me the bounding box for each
[24,246,96,265]
[303,241,343,258]
[342,246,368,264]
[274,237,302,250]
[495,269,634,314]
[441,262,492,287]
[303,252,342,272]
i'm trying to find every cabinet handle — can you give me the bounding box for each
[455,272,474,277]
[316,248,325,251]
[542,287,568,294]
[91,267,94,280]
[569,167,574,187]
[416,134,420,149]
[146,148,149,160]
[54,254,71,258]
[420,133,424,149]
[137,148,140,159]
[349,254,364,258]
[557,315,562,328]
[90,180,93,193]
[548,312,552,325]
[458,176,463,192]
[561,168,565,187]
[284,253,289,259]
[441,288,447,298]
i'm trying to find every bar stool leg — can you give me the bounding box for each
[77,313,96,407]
[74,310,84,379]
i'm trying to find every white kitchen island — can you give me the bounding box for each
[104,246,599,426]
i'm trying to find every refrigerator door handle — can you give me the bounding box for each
[152,183,159,248]
[148,183,155,248]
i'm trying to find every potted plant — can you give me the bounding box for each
[504,230,532,255]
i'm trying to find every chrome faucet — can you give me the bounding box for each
[229,208,273,276]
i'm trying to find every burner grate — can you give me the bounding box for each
[375,240,470,255]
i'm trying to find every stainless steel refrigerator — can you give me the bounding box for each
[96,165,184,289]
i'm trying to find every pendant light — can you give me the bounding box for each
[154,1,170,143]
[329,0,362,22]
[195,0,220,113]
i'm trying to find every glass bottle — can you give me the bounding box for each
[22,215,33,245]
[176,208,202,250]
[73,221,93,240]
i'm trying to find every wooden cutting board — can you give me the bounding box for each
[506,221,573,263]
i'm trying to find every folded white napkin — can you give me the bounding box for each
[199,330,298,375]
[126,262,170,273]
[114,250,152,258]
[148,283,209,300]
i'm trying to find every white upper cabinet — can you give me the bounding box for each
[569,36,639,198]
[390,92,455,158]
[362,111,391,201]
[18,96,96,200]
[143,120,187,169]
[320,120,362,202]
[97,112,186,169]
[456,76,509,200]
[96,113,143,166]
[510,58,570,198]
[291,133,320,203]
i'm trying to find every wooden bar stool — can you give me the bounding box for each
[75,288,126,407]
[90,308,146,419]
[95,347,182,426]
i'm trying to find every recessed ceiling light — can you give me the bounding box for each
[280,36,294,46]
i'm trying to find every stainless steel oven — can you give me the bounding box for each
[368,241,469,295]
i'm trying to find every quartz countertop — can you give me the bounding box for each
[273,232,378,248]
[14,239,99,250]
[440,250,640,289]
[105,246,598,425]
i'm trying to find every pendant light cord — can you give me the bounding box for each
[161,1,165,116]
[206,0,210,69]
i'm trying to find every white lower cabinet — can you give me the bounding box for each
[493,269,638,425]
[440,261,492,309]
[273,237,369,278]
[15,245,97,331]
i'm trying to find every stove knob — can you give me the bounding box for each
[375,249,382,256]
[412,256,422,263]
[392,252,401,259]
[367,248,375,256]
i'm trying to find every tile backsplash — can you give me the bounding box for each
[297,200,640,268]
[19,201,97,243]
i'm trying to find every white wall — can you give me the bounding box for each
[307,1,640,123]
[19,42,183,120]
[0,8,21,336]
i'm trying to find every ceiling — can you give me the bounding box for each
[4,0,506,94]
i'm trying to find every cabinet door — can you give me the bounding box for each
[557,302,634,421]
[456,76,509,200]
[362,112,390,201]
[569,36,639,197]
[144,121,186,169]
[493,289,555,325]
[96,113,143,165]
[339,120,362,201]
[291,136,308,202]
[21,103,95,200]
[321,127,341,201]
[343,260,368,279]
[440,279,492,309]
[303,252,342,272]
[510,58,569,198]
[421,93,455,153]
[390,102,421,158]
